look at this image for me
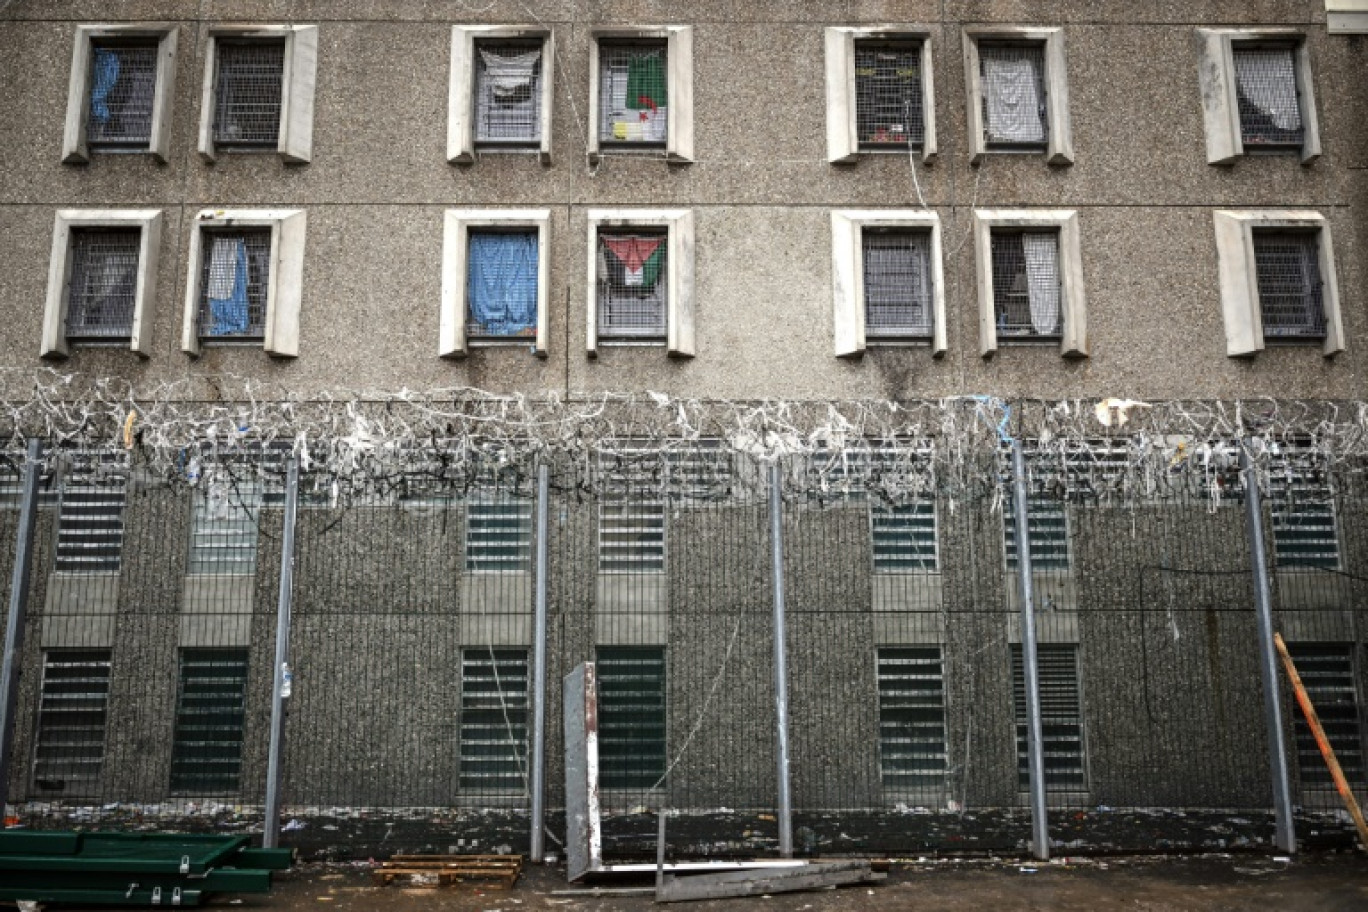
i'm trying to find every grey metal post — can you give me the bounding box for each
[263,456,300,849]
[0,439,41,814]
[529,462,551,862]
[1241,442,1297,854]
[768,462,794,857]
[1010,439,1050,862]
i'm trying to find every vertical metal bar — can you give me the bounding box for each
[0,439,42,814]
[768,462,793,857]
[529,462,551,862]
[262,456,300,850]
[1011,439,1050,862]
[1241,442,1297,854]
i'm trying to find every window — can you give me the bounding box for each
[41,210,162,359]
[448,27,554,164]
[1004,497,1070,571]
[596,646,667,790]
[586,210,695,356]
[189,483,263,575]
[55,453,127,574]
[1196,30,1320,165]
[460,648,528,793]
[588,28,693,163]
[1213,210,1343,357]
[1270,451,1338,569]
[466,495,533,573]
[1011,643,1087,791]
[964,28,1072,165]
[32,650,112,796]
[440,210,550,357]
[181,209,307,357]
[1286,643,1364,793]
[197,26,318,163]
[872,503,939,573]
[62,25,177,163]
[824,29,937,163]
[169,649,250,795]
[864,231,933,338]
[831,211,946,357]
[877,646,947,795]
[972,210,1086,357]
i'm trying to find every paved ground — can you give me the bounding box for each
[212,854,1368,911]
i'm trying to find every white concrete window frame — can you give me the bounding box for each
[181,209,307,358]
[972,209,1087,358]
[42,209,163,359]
[62,24,178,164]
[831,210,947,358]
[963,27,1073,166]
[1195,29,1321,166]
[586,209,695,358]
[1327,0,1368,35]
[824,27,938,164]
[196,24,318,164]
[1213,210,1344,358]
[440,209,551,359]
[587,26,694,163]
[448,26,555,165]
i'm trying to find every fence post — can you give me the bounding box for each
[1010,439,1050,861]
[768,461,793,857]
[263,456,300,849]
[0,439,42,815]
[1241,441,1297,854]
[529,461,551,862]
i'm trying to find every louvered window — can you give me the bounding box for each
[467,230,539,340]
[64,228,141,339]
[597,231,668,340]
[598,42,668,146]
[596,646,667,790]
[1004,497,1069,571]
[198,229,272,341]
[877,646,947,794]
[189,483,262,575]
[1011,643,1087,791]
[863,230,934,339]
[87,42,159,148]
[1286,643,1364,791]
[56,455,126,573]
[854,42,924,149]
[169,649,249,795]
[1253,232,1326,340]
[474,41,543,145]
[32,650,111,796]
[466,495,533,573]
[599,501,666,573]
[459,648,528,793]
[1233,44,1304,148]
[991,230,1062,339]
[212,40,285,148]
[979,42,1048,148]
[666,441,732,502]
[872,503,938,573]
[1270,460,1338,569]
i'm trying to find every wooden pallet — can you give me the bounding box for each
[372,854,522,889]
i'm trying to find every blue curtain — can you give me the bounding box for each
[468,232,538,336]
[91,48,120,124]
[208,239,251,335]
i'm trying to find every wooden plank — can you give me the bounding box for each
[657,862,884,903]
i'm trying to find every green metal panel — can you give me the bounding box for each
[0,831,80,854]
[232,846,295,870]
[0,832,250,874]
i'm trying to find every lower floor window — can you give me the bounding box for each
[1011,643,1087,791]
[877,646,947,795]
[33,650,112,796]
[596,646,667,789]
[1287,642,1364,792]
[459,648,529,793]
[170,648,250,795]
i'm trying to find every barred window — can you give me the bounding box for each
[1286,643,1364,793]
[198,230,272,341]
[1270,458,1338,569]
[1011,643,1087,791]
[991,230,1062,339]
[596,646,667,790]
[598,42,668,146]
[86,42,159,148]
[56,461,126,574]
[596,231,668,340]
[474,41,543,146]
[170,649,250,795]
[877,646,947,794]
[1253,232,1326,341]
[863,230,933,338]
[460,648,529,793]
[466,495,533,573]
[213,40,285,149]
[1233,44,1304,148]
[979,42,1048,148]
[33,650,112,796]
[854,42,924,149]
[64,229,141,339]
[189,483,262,575]
[467,231,539,340]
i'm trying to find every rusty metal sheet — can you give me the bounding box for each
[564,662,602,882]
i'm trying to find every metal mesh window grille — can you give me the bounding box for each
[86,42,158,147]
[598,42,668,145]
[198,230,272,340]
[466,496,533,573]
[872,503,938,573]
[474,41,543,144]
[863,230,933,338]
[32,650,112,796]
[1286,643,1364,791]
[991,231,1062,339]
[597,231,668,339]
[979,42,1048,147]
[1004,497,1070,571]
[1253,232,1326,340]
[56,454,126,573]
[189,483,262,575]
[1270,460,1338,569]
[459,648,528,793]
[854,43,924,149]
[169,649,249,795]
[1012,643,1087,791]
[64,229,141,339]
[596,646,667,790]
[877,646,947,794]
[213,40,285,148]
[1233,45,1304,147]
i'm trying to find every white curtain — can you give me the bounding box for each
[1022,233,1061,335]
[479,48,540,99]
[983,56,1046,143]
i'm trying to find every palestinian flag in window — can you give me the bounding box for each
[601,235,665,290]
